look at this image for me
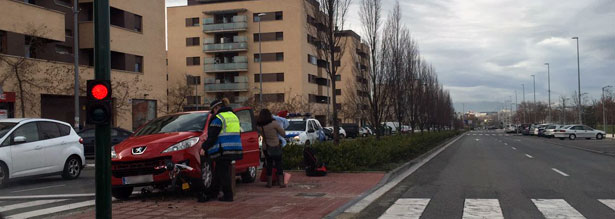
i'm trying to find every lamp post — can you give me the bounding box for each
[572,36,582,124]
[531,74,536,123]
[544,63,551,122]
[603,85,612,133]
[73,0,80,131]
[257,13,266,107]
[522,84,526,123]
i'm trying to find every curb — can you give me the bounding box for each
[541,139,615,157]
[324,132,466,219]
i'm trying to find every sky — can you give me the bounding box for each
[165,0,615,112]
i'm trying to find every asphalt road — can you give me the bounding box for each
[361,130,615,219]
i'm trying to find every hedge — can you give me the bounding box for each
[282,130,461,172]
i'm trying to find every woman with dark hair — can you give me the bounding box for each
[256,109,286,188]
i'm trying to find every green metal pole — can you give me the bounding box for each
[94,0,111,218]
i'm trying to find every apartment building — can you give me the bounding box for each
[335,30,370,124]
[167,0,367,124]
[0,0,167,130]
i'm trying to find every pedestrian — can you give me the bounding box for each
[257,109,286,188]
[198,98,243,202]
[273,110,289,147]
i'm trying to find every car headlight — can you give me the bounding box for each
[293,136,300,141]
[111,146,117,159]
[162,137,200,153]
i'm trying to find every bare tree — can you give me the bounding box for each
[305,0,352,144]
[165,79,195,114]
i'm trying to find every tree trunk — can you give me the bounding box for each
[14,66,26,117]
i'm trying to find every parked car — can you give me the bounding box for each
[110,108,260,199]
[363,126,375,135]
[543,124,564,138]
[78,127,133,157]
[286,118,324,145]
[505,125,517,133]
[324,126,347,139]
[383,122,400,133]
[340,123,360,138]
[553,125,606,140]
[359,127,371,137]
[0,118,85,188]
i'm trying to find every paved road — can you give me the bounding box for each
[360,130,615,219]
[0,162,96,218]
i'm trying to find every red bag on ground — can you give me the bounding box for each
[259,168,279,183]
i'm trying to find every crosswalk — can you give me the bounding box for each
[0,198,94,219]
[379,198,615,219]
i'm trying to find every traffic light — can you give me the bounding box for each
[86,80,112,125]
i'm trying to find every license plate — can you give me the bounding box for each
[122,175,153,185]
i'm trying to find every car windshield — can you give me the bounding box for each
[0,122,17,139]
[287,121,306,131]
[547,126,556,129]
[133,112,208,136]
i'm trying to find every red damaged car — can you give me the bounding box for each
[110,107,260,199]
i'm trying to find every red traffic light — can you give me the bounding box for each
[91,84,109,100]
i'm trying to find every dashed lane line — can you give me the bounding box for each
[552,168,570,177]
[525,154,534,159]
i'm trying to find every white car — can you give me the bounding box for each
[553,125,606,140]
[0,118,85,187]
[285,118,324,145]
[543,124,565,138]
[359,127,370,137]
[326,126,347,138]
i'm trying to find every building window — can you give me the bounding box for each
[187,96,201,105]
[186,37,200,46]
[253,32,283,42]
[186,57,200,66]
[134,56,143,73]
[256,93,285,102]
[253,11,283,22]
[335,75,341,81]
[309,94,329,104]
[55,0,71,7]
[335,89,341,96]
[0,31,6,53]
[308,74,329,86]
[186,17,199,26]
[308,54,317,65]
[134,14,142,32]
[254,73,284,82]
[65,29,73,38]
[254,52,284,62]
[187,75,201,85]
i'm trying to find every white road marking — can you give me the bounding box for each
[504,143,508,145]
[599,199,615,212]
[379,198,430,219]
[0,199,67,212]
[0,194,95,200]
[463,199,504,219]
[10,184,66,193]
[551,168,569,177]
[512,147,517,150]
[479,134,483,136]
[475,139,480,141]
[525,154,534,158]
[532,199,585,219]
[5,200,95,219]
[86,164,95,168]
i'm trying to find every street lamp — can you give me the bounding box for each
[572,36,582,124]
[603,85,612,133]
[531,74,536,123]
[257,13,266,107]
[522,84,526,123]
[544,63,551,122]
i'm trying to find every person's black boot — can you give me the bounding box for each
[218,195,233,202]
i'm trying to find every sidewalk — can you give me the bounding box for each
[63,171,384,219]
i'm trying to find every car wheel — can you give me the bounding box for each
[597,133,604,140]
[62,156,82,180]
[0,162,8,188]
[201,159,213,192]
[569,134,576,140]
[241,166,257,183]
[112,187,133,200]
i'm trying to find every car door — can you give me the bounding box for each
[9,122,46,177]
[37,121,65,172]
[234,109,259,170]
[584,126,596,138]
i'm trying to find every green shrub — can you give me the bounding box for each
[282,130,461,172]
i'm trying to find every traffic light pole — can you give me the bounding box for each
[94,0,111,218]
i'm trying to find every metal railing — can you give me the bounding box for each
[204,56,248,72]
[204,76,249,92]
[203,15,247,32]
[203,36,248,52]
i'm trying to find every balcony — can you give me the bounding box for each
[204,76,249,92]
[204,56,248,73]
[203,15,247,33]
[203,36,247,53]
